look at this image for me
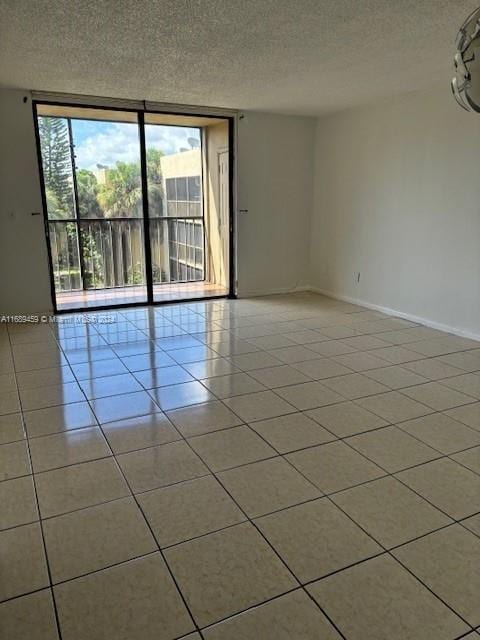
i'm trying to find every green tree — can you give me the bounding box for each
[146,148,164,217]
[45,187,64,218]
[98,161,142,218]
[76,169,101,218]
[38,117,74,218]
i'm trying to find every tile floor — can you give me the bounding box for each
[0,292,479,639]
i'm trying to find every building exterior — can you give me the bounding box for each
[150,148,204,284]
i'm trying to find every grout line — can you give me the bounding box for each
[69,368,206,640]
[3,297,480,636]
[6,329,65,640]
[277,441,477,632]
[165,413,349,639]
[3,387,480,480]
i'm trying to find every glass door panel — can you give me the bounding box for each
[37,107,148,310]
[71,117,146,301]
[144,123,206,302]
[38,115,83,306]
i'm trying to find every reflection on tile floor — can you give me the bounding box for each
[56,282,229,311]
[0,292,479,639]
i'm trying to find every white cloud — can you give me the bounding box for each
[75,123,200,171]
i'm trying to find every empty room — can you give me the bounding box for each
[1,2,479,639]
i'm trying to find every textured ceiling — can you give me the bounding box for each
[1,0,478,115]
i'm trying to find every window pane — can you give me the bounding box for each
[194,223,203,247]
[170,220,177,241]
[188,176,201,201]
[71,120,143,219]
[176,202,188,217]
[178,221,186,243]
[186,221,193,246]
[38,117,76,220]
[176,177,187,201]
[166,178,176,201]
[188,202,201,217]
[144,124,206,291]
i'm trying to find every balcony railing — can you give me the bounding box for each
[48,221,82,292]
[49,216,205,293]
[150,217,204,284]
[49,219,145,293]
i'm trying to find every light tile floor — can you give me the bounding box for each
[0,292,479,639]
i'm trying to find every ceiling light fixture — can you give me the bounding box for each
[452,6,480,111]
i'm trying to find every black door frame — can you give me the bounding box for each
[32,99,237,314]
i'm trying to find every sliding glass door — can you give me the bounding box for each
[144,121,205,302]
[36,103,232,311]
[37,107,148,310]
[72,116,146,298]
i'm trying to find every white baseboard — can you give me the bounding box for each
[309,287,480,342]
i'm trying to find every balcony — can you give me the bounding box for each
[50,218,226,310]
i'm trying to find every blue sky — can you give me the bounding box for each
[71,120,200,171]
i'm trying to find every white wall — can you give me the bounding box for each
[0,89,52,314]
[236,111,315,296]
[310,88,480,338]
